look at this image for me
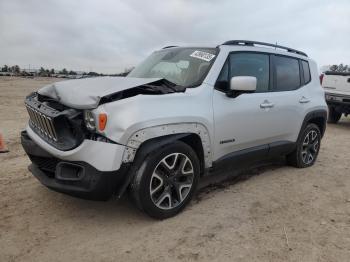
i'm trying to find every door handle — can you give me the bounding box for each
[299,96,310,104]
[260,100,274,109]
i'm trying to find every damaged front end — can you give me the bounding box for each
[99,78,185,105]
[37,77,186,110]
[25,93,87,151]
[25,78,185,151]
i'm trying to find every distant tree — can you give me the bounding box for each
[68,70,77,75]
[50,69,55,74]
[330,65,338,72]
[39,67,47,76]
[14,65,20,73]
[1,65,8,72]
[87,71,99,76]
[330,64,350,72]
[8,65,20,74]
[60,68,68,75]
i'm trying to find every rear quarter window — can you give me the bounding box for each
[301,60,311,84]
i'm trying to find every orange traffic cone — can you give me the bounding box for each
[0,133,9,153]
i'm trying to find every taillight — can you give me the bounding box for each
[319,74,324,85]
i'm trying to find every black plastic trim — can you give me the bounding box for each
[211,144,269,172]
[21,130,129,201]
[324,71,350,76]
[221,40,307,57]
[300,110,328,137]
[210,141,296,173]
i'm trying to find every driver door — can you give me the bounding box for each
[212,52,279,161]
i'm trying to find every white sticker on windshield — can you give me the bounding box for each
[190,50,216,62]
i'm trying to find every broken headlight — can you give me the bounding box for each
[84,110,96,131]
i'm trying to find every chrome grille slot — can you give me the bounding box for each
[26,104,58,141]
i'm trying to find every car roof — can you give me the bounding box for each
[162,40,308,60]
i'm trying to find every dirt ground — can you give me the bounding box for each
[0,77,350,262]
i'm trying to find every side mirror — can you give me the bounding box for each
[227,76,257,97]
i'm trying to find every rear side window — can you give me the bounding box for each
[274,56,300,91]
[301,60,311,84]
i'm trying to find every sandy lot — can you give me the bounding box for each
[0,77,350,262]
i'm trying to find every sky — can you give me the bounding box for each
[0,0,349,74]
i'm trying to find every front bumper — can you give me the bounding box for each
[21,130,129,200]
[26,125,126,172]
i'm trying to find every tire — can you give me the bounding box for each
[328,106,341,124]
[130,141,200,219]
[287,123,321,168]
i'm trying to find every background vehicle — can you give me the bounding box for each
[21,40,328,219]
[321,71,350,123]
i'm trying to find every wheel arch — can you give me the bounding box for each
[301,109,328,137]
[122,123,212,169]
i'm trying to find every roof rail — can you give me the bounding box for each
[162,45,178,49]
[221,40,307,57]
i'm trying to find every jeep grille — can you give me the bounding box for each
[26,104,58,141]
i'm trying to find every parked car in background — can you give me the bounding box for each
[321,71,350,123]
[21,40,327,219]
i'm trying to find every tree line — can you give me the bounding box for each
[1,65,134,77]
[329,64,350,73]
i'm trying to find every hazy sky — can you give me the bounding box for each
[0,0,349,73]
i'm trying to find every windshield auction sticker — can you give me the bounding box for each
[190,51,216,62]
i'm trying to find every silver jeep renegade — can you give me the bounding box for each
[22,40,328,219]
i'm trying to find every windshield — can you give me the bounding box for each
[128,47,218,87]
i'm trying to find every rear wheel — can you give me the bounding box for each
[328,106,341,123]
[287,123,321,168]
[130,141,200,219]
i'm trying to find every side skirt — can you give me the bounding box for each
[207,141,296,176]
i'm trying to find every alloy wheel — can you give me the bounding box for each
[149,153,194,210]
[301,130,319,165]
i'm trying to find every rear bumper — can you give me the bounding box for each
[325,93,350,111]
[21,130,129,200]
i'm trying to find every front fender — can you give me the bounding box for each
[121,123,213,168]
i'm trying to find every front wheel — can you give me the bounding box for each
[287,123,321,168]
[130,141,200,219]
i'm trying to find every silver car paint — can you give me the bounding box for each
[26,125,125,172]
[122,123,212,167]
[29,44,327,171]
[99,46,326,166]
[38,76,162,109]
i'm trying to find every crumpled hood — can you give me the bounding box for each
[38,76,162,109]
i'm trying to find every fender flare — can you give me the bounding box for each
[122,123,213,167]
[300,109,328,137]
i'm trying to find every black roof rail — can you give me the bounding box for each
[162,45,178,49]
[221,40,307,57]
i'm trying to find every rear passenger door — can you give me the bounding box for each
[267,55,309,148]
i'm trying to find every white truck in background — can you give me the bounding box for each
[321,71,350,123]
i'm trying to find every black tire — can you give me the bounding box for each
[130,141,200,219]
[328,106,341,124]
[287,123,321,168]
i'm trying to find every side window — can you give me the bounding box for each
[274,56,300,91]
[301,60,311,84]
[229,53,270,92]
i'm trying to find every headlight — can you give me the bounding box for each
[84,111,96,131]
